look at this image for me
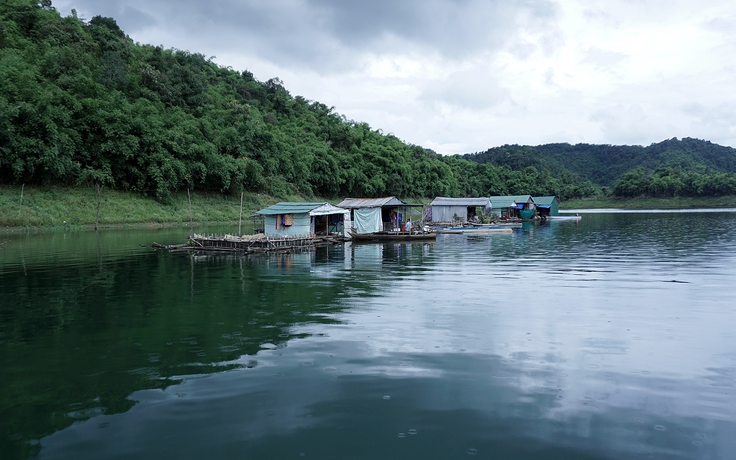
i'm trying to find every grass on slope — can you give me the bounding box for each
[0,185,302,231]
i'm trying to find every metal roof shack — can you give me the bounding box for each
[489,195,536,219]
[256,202,349,237]
[533,196,559,217]
[336,197,423,234]
[429,197,492,223]
[336,197,407,209]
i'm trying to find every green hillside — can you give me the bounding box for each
[0,0,454,200]
[2,0,735,205]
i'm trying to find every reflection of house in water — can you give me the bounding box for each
[429,197,492,223]
[346,241,435,270]
[337,197,422,233]
[489,195,536,219]
[256,202,349,237]
[347,242,384,269]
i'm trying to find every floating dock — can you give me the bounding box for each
[154,233,348,254]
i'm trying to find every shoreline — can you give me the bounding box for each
[0,221,241,235]
[561,195,736,210]
[3,186,736,233]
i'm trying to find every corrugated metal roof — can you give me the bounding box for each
[533,196,558,205]
[309,203,350,216]
[256,202,329,215]
[337,197,406,209]
[430,197,491,207]
[490,195,534,208]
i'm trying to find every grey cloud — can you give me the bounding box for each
[53,1,156,31]
[421,68,507,110]
[53,0,561,72]
[682,102,736,134]
[306,0,527,56]
[506,40,537,60]
[117,6,157,31]
[701,16,736,36]
[590,104,653,145]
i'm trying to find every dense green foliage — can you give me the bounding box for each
[3,1,735,202]
[0,0,598,201]
[464,138,736,198]
[612,166,736,198]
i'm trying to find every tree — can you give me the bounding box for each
[613,168,649,197]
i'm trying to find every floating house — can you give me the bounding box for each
[534,196,559,218]
[429,197,492,223]
[256,202,349,238]
[489,195,536,219]
[337,197,420,234]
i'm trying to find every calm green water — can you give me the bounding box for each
[2,212,736,459]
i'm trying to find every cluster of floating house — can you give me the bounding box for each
[430,195,560,222]
[172,195,564,254]
[253,195,561,239]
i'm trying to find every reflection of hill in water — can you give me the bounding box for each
[0,243,397,458]
[6,213,735,458]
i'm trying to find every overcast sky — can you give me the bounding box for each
[52,0,736,154]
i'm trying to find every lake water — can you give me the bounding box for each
[2,212,736,459]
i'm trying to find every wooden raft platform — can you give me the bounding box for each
[154,233,348,254]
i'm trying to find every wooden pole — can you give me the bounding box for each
[95,182,103,231]
[238,191,244,236]
[188,186,193,238]
[18,183,24,217]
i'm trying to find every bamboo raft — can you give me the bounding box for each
[153,233,348,254]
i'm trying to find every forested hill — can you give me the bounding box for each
[0,0,465,200]
[463,138,736,188]
[2,0,736,201]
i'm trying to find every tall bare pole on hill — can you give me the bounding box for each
[18,184,24,217]
[238,191,244,236]
[188,187,193,238]
[95,183,103,231]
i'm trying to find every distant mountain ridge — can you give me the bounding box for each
[461,138,736,187]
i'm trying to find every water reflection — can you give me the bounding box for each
[0,242,384,458]
[1,213,736,459]
[36,348,731,459]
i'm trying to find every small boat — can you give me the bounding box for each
[348,231,437,242]
[434,226,513,235]
[546,215,582,221]
[476,222,522,228]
